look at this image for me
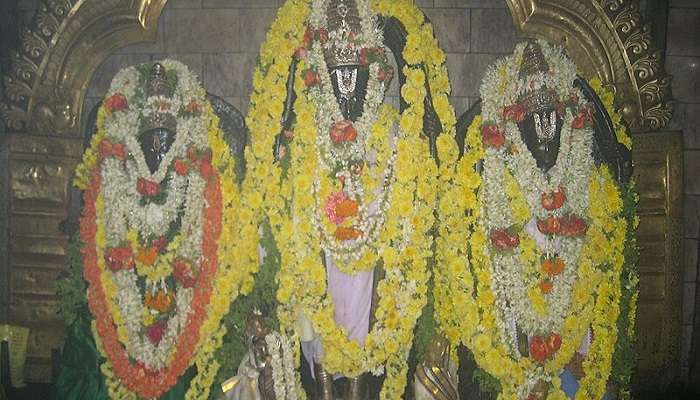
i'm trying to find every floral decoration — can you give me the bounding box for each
[243,0,455,398]
[434,40,637,399]
[75,60,255,399]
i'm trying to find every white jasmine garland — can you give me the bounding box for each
[264,332,299,400]
[98,60,212,372]
[306,0,398,265]
[478,40,596,371]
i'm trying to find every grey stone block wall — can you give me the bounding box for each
[665,0,700,380]
[84,0,517,120]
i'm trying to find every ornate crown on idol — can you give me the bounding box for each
[517,41,559,115]
[141,62,177,132]
[324,0,362,68]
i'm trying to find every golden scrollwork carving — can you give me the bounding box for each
[0,0,167,135]
[505,0,673,131]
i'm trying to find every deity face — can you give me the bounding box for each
[328,64,369,122]
[139,127,176,174]
[518,107,563,173]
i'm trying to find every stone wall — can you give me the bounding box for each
[665,0,700,379]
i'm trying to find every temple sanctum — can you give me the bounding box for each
[0,1,698,399]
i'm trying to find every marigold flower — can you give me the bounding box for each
[539,279,553,294]
[145,289,173,313]
[136,247,158,266]
[334,227,362,241]
[335,199,359,218]
[542,256,565,276]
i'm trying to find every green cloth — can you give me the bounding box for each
[52,308,193,400]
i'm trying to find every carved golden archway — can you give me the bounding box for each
[1,0,166,135]
[0,0,168,383]
[506,0,673,132]
[505,0,682,389]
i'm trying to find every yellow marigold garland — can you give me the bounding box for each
[245,0,454,398]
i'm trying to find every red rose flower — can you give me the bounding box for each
[539,280,553,294]
[303,69,320,87]
[200,149,212,165]
[174,159,189,176]
[334,227,362,241]
[173,259,196,288]
[490,229,520,250]
[329,120,357,144]
[105,93,128,114]
[560,214,588,236]
[481,124,506,149]
[152,236,168,253]
[317,28,329,43]
[359,48,370,67]
[136,178,160,197]
[112,143,126,161]
[146,319,167,344]
[303,27,314,48]
[546,333,562,355]
[98,139,112,158]
[572,105,593,129]
[294,47,308,60]
[542,256,565,276]
[502,104,526,123]
[540,186,566,211]
[377,67,387,82]
[105,246,135,272]
[537,216,561,235]
[529,336,549,363]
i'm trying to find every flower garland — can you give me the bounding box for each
[435,41,633,399]
[265,332,299,399]
[76,60,255,399]
[244,1,455,398]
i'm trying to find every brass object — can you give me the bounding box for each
[415,335,458,400]
[0,324,29,388]
[630,131,684,388]
[344,374,368,400]
[505,0,673,131]
[314,362,336,400]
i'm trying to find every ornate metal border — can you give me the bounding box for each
[0,0,166,135]
[505,0,673,131]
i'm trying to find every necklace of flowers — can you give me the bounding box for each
[434,41,628,400]
[76,60,251,400]
[245,1,453,398]
[301,0,397,268]
[265,332,299,400]
[481,111,595,346]
[282,65,434,393]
